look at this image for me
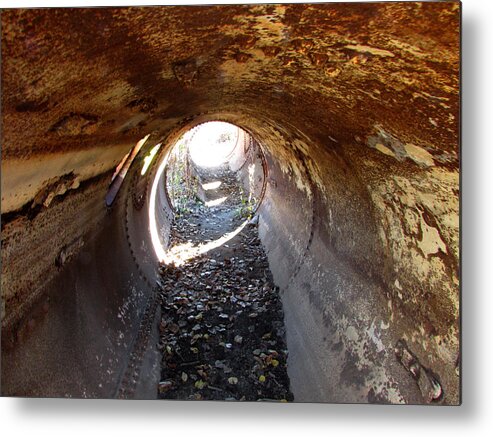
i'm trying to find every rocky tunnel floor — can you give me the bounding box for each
[156,164,293,401]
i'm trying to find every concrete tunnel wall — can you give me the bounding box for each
[1,4,459,403]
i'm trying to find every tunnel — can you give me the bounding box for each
[1,3,460,404]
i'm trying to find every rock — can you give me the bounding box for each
[158,380,174,393]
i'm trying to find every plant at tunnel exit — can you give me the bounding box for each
[166,137,199,213]
[236,187,256,220]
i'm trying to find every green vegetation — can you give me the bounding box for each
[166,138,199,213]
[236,187,256,220]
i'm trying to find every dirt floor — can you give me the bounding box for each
[157,164,293,401]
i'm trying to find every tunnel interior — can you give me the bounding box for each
[1,3,460,404]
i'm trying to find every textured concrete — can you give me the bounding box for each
[2,167,158,397]
[1,3,459,403]
[228,129,266,205]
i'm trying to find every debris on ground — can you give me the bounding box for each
[157,164,293,401]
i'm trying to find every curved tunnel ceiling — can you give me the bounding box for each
[2,3,459,211]
[1,3,460,403]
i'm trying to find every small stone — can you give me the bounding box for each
[158,380,174,393]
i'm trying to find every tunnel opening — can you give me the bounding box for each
[165,121,264,215]
[146,121,292,401]
[150,121,267,267]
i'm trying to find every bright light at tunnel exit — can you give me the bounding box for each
[188,121,239,168]
[202,181,221,190]
[149,146,249,265]
[162,220,248,266]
